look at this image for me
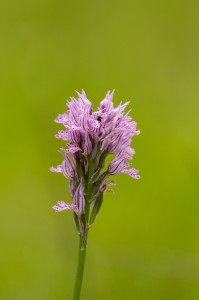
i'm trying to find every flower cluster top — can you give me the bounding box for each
[50,90,140,236]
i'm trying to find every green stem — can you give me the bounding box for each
[73,155,92,300]
[73,234,87,300]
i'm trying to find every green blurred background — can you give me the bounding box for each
[0,0,199,299]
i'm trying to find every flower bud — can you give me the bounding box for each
[99,90,114,113]
[73,181,85,216]
[62,156,76,178]
[108,155,125,175]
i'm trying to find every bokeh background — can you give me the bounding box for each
[0,0,199,299]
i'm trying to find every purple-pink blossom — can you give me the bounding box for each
[50,90,140,237]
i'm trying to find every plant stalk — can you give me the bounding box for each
[73,154,94,299]
[73,234,87,300]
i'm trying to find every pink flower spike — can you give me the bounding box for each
[50,90,140,233]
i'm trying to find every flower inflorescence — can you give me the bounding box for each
[50,90,140,244]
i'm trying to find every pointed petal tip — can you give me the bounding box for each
[75,89,87,97]
[50,166,57,172]
[52,205,61,212]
